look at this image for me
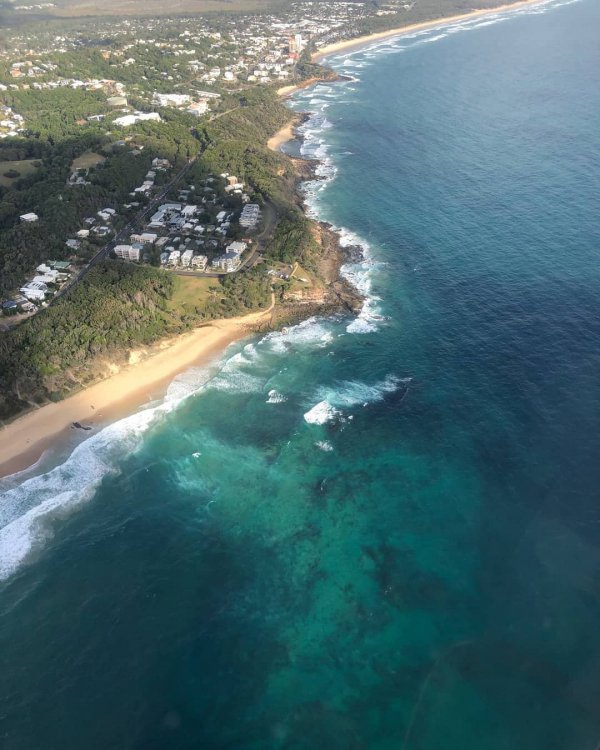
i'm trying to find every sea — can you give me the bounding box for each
[1,0,599,747]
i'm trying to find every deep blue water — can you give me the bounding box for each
[2,1,600,747]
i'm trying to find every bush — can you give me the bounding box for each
[3,169,20,179]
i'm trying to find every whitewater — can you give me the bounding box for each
[2,1,599,747]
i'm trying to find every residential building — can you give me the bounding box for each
[226,241,247,257]
[114,244,141,261]
[20,281,47,301]
[114,112,161,127]
[186,101,209,117]
[239,203,261,229]
[181,248,194,266]
[153,93,190,107]
[168,249,181,266]
[211,251,241,273]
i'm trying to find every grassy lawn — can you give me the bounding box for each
[168,275,218,314]
[71,151,105,171]
[288,263,318,292]
[0,159,41,188]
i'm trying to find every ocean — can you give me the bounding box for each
[1,0,600,747]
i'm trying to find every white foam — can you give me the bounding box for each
[261,316,337,354]
[266,389,287,404]
[316,374,406,411]
[165,366,213,402]
[207,371,264,393]
[303,401,342,425]
[205,345,267,393]
[0,404,165,581]
[303,375,406,428]
[292,92,383,332]
[318,0,568,68]
[315,440,334,452]
[0,339,273,581]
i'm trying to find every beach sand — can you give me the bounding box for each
[311,0,546,61]
[267,121,296,151]
[274,0,544,101]
[0,0,544,480]
[277,75,332,98]
[0,302,274,478]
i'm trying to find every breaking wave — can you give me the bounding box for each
[304,375,409,426]
[304,401,343,425]
[0,405,166,582]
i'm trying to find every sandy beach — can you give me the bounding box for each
[0,302,274,478]
[267,121,296,151]
[0,0,544,481]
[312,0,547,61]
[275,1,546,101]
[276,75,334,98]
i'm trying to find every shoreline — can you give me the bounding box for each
[312,0,548,61]
[0,0,545,481]
[0,303,274,479]
[266,120,297,151]
[275,0,547,101]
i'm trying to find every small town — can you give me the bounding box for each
[5,158,273,322]
[0,0,594,747]
[0,0,422,324]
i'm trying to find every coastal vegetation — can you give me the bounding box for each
[0,83,295,294]
[0,260,273,421]
[0,78,334,423]
[0,0,416,423]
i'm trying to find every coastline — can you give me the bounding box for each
[312,0,548,62]
[0,0,545,481]
[0,110,358,481]
[274,0,547,101]
[266,120,298,151]
[0,303,274,479]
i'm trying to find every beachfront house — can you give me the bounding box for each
[114,244,141,261]
[153,93,190,107]
[211,251,241,273]
[180,248,194,267]
[48,260,70,272]
[168,249,181,267]
[191,254,208,271]
[114,112,161,127]
[226,241,247,257]
[2,300,18,314]
[152,158,171,170]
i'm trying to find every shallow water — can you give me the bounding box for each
[2,0,600,747]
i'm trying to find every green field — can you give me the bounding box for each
[71,151,105,171]
[168,275,219,314]
[0,159,41,188]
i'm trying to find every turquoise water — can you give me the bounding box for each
[2,1,600,747]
